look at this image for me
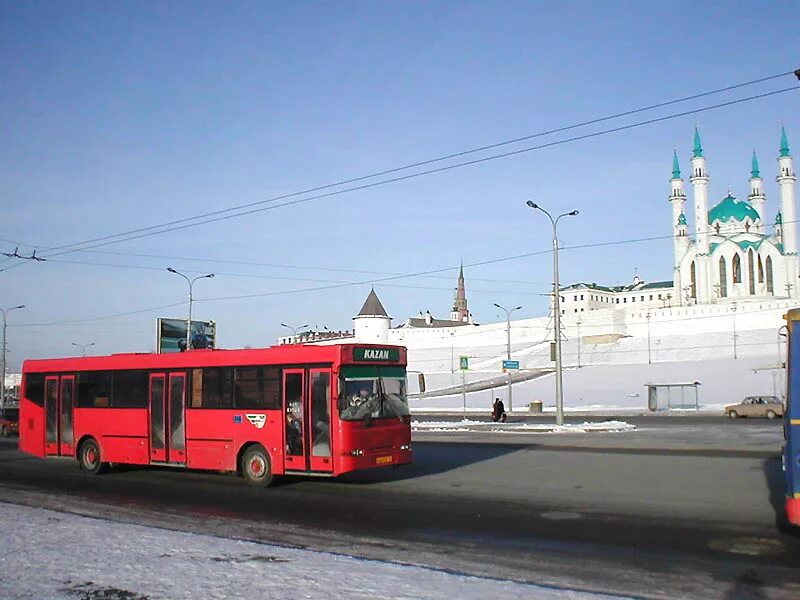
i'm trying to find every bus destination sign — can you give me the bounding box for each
[353,347,400,362]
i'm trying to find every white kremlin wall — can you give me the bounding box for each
[388,299,795,412]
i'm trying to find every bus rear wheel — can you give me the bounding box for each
[0,426,8,438]
[79,438,109,475]
[241,445,273,487]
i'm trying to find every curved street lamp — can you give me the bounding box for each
[167,268,215,350]
[71,342,96,357]
[526,201,579,426]
[494,303,522,412]
[281,322,309,344]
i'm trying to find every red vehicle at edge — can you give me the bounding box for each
[19,343,411,485]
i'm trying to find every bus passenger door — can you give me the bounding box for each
[283,370,306,471]
[149,374,167,462]
[44,376,59,456]
[58,376,75,457]
[308,369,333,473]
[167,373,187,464]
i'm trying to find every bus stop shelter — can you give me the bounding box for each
[645,382,700,412]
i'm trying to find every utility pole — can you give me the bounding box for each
[493,303,522,412]
[576,316,582,368]
[526,201,579,426]
[1,305,25,401]
[731,302,738,360]
[646,311,652,364]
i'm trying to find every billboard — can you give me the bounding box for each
[157,318,216,353]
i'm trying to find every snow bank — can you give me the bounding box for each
[411,420,636,434]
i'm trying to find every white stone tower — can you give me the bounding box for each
[778,127,797,253]
[748,150,766,234]
[689,127,711,303]
[353,288,391,344]
[669,150,687,300]
[777,126,799,297]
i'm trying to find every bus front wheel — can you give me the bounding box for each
[241,445,273,487]
[79,438,109,475]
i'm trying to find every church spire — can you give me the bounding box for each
[692,127,703,158]
[672,149,681,179]
[451,261,469,322]
[751,150,761,178]
[780,125,791,157]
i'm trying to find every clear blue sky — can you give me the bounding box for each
[1,1,799,368]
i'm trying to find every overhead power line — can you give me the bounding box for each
[24,70,797,258]
[13,212,800,328]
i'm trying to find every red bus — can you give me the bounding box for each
[19,343,411,485]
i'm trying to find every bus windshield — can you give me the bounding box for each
[339,366,409,421]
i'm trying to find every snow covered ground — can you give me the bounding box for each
[409,356,774,414]
[0,502,625,599]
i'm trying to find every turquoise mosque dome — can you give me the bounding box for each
[707,193,760,224]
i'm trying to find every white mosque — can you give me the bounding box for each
[670,126,798,305]
[558,126,799,314]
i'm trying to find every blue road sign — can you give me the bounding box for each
[502,360,520,371]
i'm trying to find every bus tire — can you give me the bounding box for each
[0,426,7,438]
[79,438,108,475]
[728,410,738,419]
[241,445,273,487]
[767,410,777,420]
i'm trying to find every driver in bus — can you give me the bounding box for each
[350,386,373,406]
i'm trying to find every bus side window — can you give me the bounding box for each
[23,373,45,407]
[200,368,233,409]
[78,372,112,408]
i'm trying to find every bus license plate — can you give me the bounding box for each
[376,455,393,465]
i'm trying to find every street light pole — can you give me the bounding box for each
[576,316,582,368]
[281,322,309,344]
[167,268,215,350]
[1,305,25,399]
[646,311,652,365]
[71,342,96,357]
[494,303,522,412]
[731,302,738,360]
[526,201,579,426]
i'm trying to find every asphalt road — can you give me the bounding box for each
[0,420,798,599]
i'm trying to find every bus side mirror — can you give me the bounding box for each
[418,373,426,394]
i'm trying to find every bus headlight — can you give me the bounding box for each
[400,444,411,451]
[347,449,364,457]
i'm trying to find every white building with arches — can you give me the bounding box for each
[670,127,798,305]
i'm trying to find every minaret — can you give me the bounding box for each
[777,127,799,299]
[748,150,766,234]
[777,127,797,254]
[689,127,711,302]
[450,262,469,322]
[669,150,687,303]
